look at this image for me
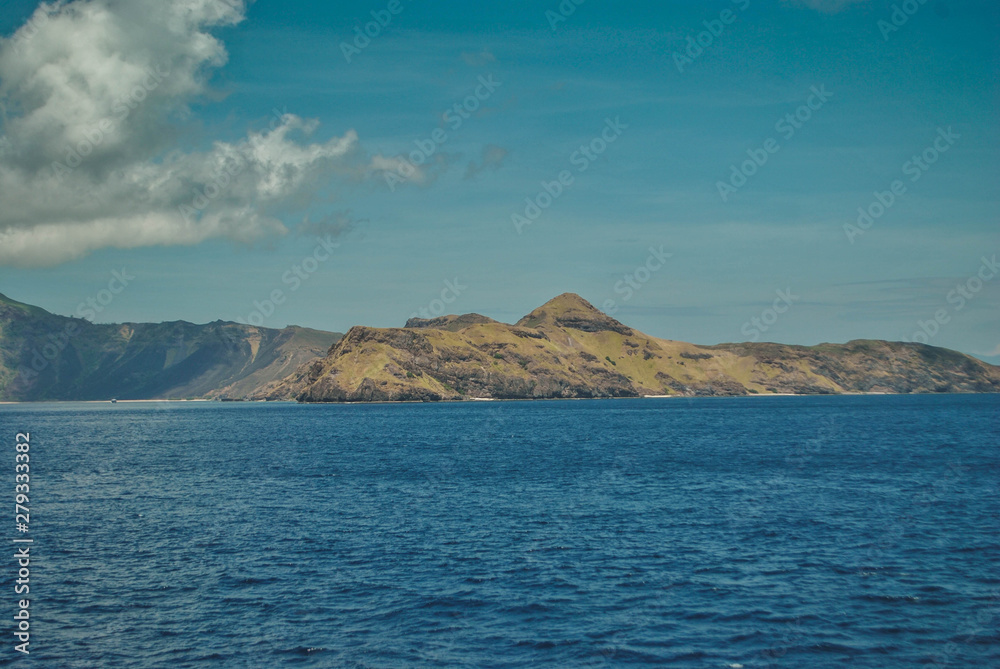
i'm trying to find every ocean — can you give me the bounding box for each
[2,395,998,667]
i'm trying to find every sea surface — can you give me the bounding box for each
[1,395,998,667]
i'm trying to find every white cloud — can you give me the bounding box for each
[0,0,406,266]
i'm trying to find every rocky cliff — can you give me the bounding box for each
[257,293,1000,402]
[0,292,341,401]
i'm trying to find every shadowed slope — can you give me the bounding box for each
[0,293,341,401]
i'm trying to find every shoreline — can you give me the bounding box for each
[1,391,997,406]
[0,398,216,405]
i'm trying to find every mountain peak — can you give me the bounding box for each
[516,293,633,335]
[545,292,599,311]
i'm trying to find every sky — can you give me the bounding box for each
[0,0,997,362]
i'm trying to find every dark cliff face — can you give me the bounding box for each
[275,294,1000,403]
[337,326,436,354]
[0,293,341,401]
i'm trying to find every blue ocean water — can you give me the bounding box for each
[1,395,998,667]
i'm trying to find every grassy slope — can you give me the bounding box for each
[4,291,997,402]
[285,294,1000,402]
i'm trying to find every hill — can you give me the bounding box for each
[0,292,341,401]
[256,293,1000,402]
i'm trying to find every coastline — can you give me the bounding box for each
[1,391,996,406]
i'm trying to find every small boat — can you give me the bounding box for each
[110,398,117,404]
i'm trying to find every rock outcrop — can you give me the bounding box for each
[261,293,1000,402]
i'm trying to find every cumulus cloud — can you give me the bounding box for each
[0,0,405,266]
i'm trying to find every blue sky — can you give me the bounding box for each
[0,0,997,361]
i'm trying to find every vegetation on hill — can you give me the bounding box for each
[256,293,1000,402]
